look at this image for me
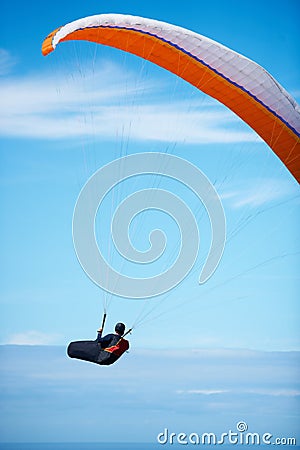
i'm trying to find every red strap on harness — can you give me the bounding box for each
[104,338,129,356]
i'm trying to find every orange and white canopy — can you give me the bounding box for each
[42,14,300,182]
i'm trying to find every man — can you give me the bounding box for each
[96,322,130,365]
[67,322,129,366]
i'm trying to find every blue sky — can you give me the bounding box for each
[0,0,299,350]
[0,0,299,443]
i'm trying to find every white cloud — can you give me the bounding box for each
[177,389,229,395]
[0,49,17,76]
[246,388,300,397]
[0,62,257,143]
[176,388,300,397]
[6,330,61,345]
[220,178,299,209]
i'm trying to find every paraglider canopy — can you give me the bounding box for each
[42,13,300,182]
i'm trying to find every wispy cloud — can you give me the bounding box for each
[0,49,17,76]
[6,330,62,345]
[177,389,229,395]
[0,62,257,143]
[220,178,299,209]
[176,388,300,397]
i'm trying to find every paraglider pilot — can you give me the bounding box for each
[67,322,130,366]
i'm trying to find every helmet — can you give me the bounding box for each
[115,322,125,335]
